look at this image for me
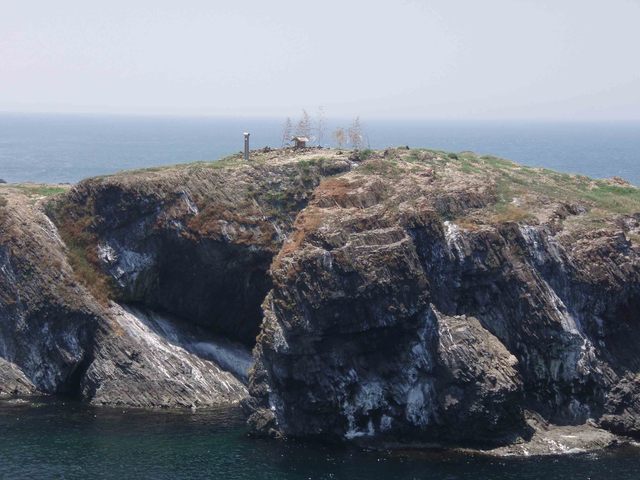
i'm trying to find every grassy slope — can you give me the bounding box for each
[357,148,640,230]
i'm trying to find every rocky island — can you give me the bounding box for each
[1,148,640,456]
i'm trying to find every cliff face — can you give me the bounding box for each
[0,151,352,408]
[2,148,640,453]
[0,188,101,397]
[48,152,351,346]
[247,150,640,447]
[0,187,251,407]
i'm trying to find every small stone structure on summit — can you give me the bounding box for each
[291,136,308,149]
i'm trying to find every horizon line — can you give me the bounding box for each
[1,109,639,124]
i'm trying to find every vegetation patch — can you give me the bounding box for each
[272,207,324,275]
[432,151,640,225]
[0,195,7,224]
[202,153,245,169]
[490,203,535,224]
[359,149,375,160]
[15,184,68,198]
[369,148,640,228]
[45,197,116,305]
[359,158,402,176]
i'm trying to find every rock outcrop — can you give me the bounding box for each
[82,304,250,408]
[0,151,351,408]
[246,150,640,449]
[2,148,640,455]
[0,188,252,407]
[0,357,36,397]
[0,189,102,397]
[47,152,351,345]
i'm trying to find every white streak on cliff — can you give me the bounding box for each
[117,305,252,380]
[444,221,465,261]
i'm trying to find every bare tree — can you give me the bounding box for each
[348,116,363,150]
[296,109,312,139]
[281,117,292,147]
[315,106,326,147]
[333,127,346,149]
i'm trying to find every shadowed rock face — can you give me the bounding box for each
[49,153,352,345]
[247,150,640,446]
[0,151,353,408]
[0,188,251,407]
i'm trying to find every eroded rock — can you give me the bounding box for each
[248,150,640,447]
[3,149,640,454]
[0,152,352,409]
[48,152,352,345]
[82,304,250,408]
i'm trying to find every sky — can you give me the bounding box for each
[1,0,639,120]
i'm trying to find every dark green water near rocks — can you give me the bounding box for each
[0,399,639,479]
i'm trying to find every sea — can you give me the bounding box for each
[0,113,639,185]
[0,399,639,480]
[1,113,640,479]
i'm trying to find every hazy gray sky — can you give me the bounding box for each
[1,0,639,119]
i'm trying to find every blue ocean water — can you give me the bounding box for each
[0,113,638,185]
[0,399,639,480]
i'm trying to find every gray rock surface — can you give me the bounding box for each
[486,413,623,456]
[0,357,36,397]
[0,152,351,408]
[247,150,640,448]
[0,186,255,408]
[48,151,352,345]
[82,304,249,408]
[3,149,640,455]
[0,190,101,396]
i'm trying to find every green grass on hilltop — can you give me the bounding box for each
[15,185,68,198]
[352,148,640,228]
[479,156,640,216]
[96,153,247,178]
[402,149,640,217]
